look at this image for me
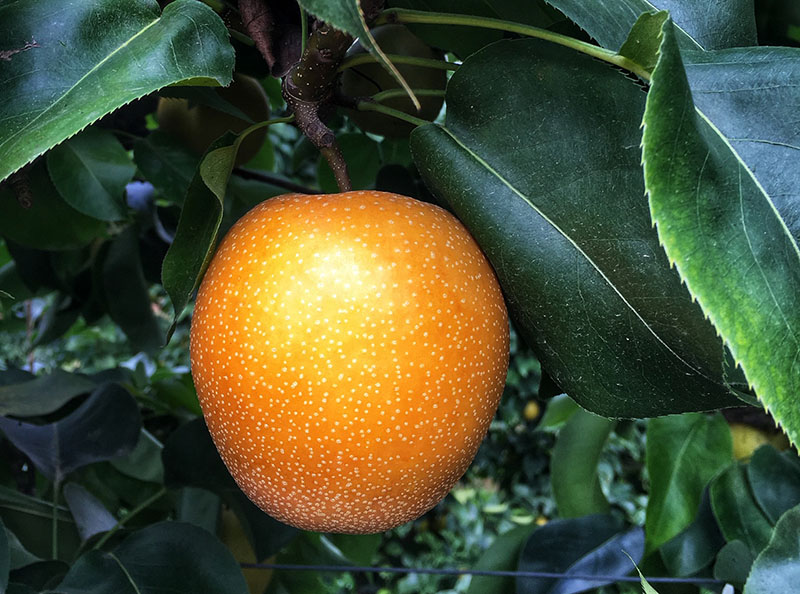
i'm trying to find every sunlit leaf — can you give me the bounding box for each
[0,0,234,183]
[642,17,800,447]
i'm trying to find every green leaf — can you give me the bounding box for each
[410,39,741,418]
[47,522,248,594]
[162,119,288,340]
[682,47,800,242]
[535,394,580,430]
[0,163,106,251]
[618,11,668,74]
[0,384,141,483]
[46,127,135,221]
[62,483,117,542]
[745,505,800,594]
[659,489,725,577]
[0,0,234,183]
[517,515,644,594]
[5,523,40,571]
[162,418,297,560]
[466,524,535,594]
[645,413,732,552]
[0,486,80,562]
[327,533,381,566]
[0,369,96,417]
[748,446,800,524]
[551,408,615,518]
[641,18,800,447]
[710,464,773,555]
[109,429,165,484]
[160,144,230,340]
[544,0,755,51]
[0,518,9,594]
[133,131,199,205]
[8,560,69,593]
[102,227,163,353]
[714,540,754,590]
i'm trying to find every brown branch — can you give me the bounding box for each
[279,0,385,193]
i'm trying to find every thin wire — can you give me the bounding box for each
[240,563,725,585]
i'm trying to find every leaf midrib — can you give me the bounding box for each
[0,11,161,155]
[438,124,718,382]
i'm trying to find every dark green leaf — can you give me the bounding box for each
[46,128,134,221]
[318,133,381,193]
[109,429,164,484]
[645,413,732,552]
[0,0,234,182]
[274,532,352,592]
[0,384,141,483]
[683,47,800,242]
[62,483,117,542]
[163,418,236,492]
[0,163,106,251]
[0,486,80,562]
[102,227,162,353]
[642,19,800,448]
[48,522,248,594]
[745,505,800,594]
[9,560,69,592]
[659,488,724,577]
[545,0,755,51]
[713,540,754,590]
[327,533,381,566]
[5,524,40,570]
[710,464,773,554]
[518,515,644,594]
[162,418,298,560]
[133,131,199,205]
[536,394,579,430]
[161,138,233,340]
[410,39,740,418]
[0,518,9,594]
[748,446,800,524]
[151,376,202,416]
[551,409,614,518]
[0,369,95,417]
[466,524,535,594]
[176,487,220,534]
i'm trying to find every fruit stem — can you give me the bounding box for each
[376,8,652,81]
[338,53,459,72]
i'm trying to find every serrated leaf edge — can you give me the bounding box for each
[640,17,800,447]
[0,1,232,184]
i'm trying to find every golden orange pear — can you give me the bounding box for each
[190,190,509,533]
[157,73,269,165]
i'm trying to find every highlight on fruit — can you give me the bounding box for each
[190,190,509,533]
